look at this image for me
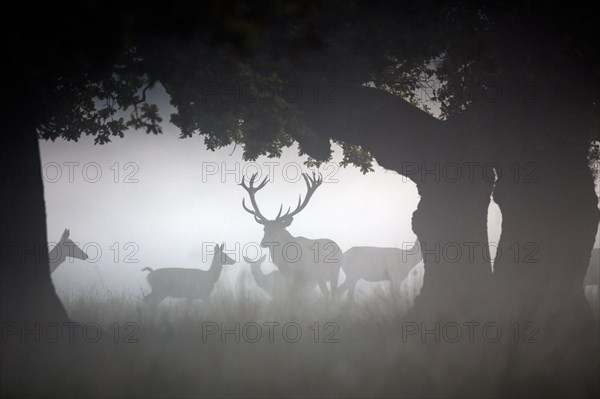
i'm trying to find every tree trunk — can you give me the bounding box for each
[492,135,600,397]
[412,175,494,321]
[1,111,70,395]
[1,114,68,322]
[297,84,494,319]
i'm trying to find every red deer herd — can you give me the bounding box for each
[49,172,600,308]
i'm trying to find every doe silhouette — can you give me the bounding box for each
[338,243,423,300]
[142,243,235,306]
[245,254,285,300]
[245,254,316,300]
[49,228,88,273]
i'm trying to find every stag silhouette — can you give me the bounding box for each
[240,172,341,300]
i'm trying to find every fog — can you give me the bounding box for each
[38,98,512,302]
[39,87,600,305]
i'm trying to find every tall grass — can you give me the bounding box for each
[4,279,598,398]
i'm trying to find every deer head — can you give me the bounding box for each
[58,228,88,261]
[49,228,89,273]
[213,243,236,266]
[240,172,323,247]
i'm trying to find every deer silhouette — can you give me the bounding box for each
[49,228,88,273]
[240,172,341,300]
[245,255,285,299]
[142,243,235,306]
[338,243,423,300]
[244,254,317,300]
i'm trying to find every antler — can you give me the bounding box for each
[276,172,323,221]
[239,173,270,223]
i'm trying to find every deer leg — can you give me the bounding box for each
[285,276,302,299]
[390,280,400,297]
[338,274,358,301]
[144,291,165,307]
[329,266,341,300]
[317,279,331,300]
[347,279,358,301]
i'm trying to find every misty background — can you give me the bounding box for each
[39,87,599,301]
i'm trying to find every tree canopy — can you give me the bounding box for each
[8,1,599,170]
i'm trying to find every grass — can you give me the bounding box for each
[3,276,599,398]
[54,283,413,398]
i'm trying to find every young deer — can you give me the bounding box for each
[338,243,423,300]
[49,228,88,273]
[245,255,286,300]
[244,254,317,300]
[240,172,341,300]
[142,244,235,306]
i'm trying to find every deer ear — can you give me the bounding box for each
[61,228,69,241]
[281,216,293,227]
[220,243,225,251]
[214,244,220,253]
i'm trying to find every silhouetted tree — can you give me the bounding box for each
[2,1,599,396]
[3,0,450,323]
